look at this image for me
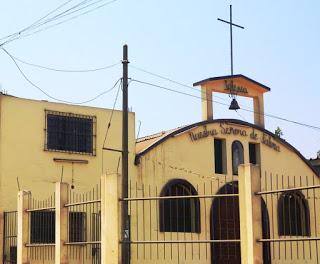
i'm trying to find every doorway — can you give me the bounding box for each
[211,181,240,264]
[210,182,271,263]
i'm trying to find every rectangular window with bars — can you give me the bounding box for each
[69,212,86,242]
[30,211,55,244]
[30,211,87,244]
[45,110,96,155]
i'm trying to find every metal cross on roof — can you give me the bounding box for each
[218,5,245,76]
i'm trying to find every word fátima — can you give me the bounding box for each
[224,80,248,94]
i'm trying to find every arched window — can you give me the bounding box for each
[232,141,244,175]
[278,191,310,236]
[159,179,200,233]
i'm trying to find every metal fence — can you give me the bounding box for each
[3,211,17,263]
[256,171,320,263]
[66,183,101,263]
[123,175,241,262]
[27,193,55,262]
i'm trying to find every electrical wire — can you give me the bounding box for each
[103,78,122,147]
[0,0,75,42]
[21,0,116,39]
[0,0,119,47]
[27,1,115,38]
[130,64,249,122]
[36,0,116,28]
[2,47,121,104]
[8,52,120,73]
[130,64,233,104]
[130,78,320,132]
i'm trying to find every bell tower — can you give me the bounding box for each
[193,74,270,128]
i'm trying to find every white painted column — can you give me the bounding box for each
[55,182,69,264]
[238,164,263,264]
[101,173,120,263]
[17,190,30,264]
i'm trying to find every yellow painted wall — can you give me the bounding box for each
[0,94,136,211]
[132,121,320,263]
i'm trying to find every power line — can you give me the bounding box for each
[2,47,121,104]
[22,0,116,39]
[8,51,120,73]
[37,0,116,27]
[130,78,320,132]
[103,78,122,147]
[0,0,119,47]
[129,64,232,102]
[0,0,75,42]
[130,64,248,122]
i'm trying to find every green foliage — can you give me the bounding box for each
[275,127,283,138]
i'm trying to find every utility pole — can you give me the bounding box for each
[121,44,130,264]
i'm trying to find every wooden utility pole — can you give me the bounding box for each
[121,44,130,264]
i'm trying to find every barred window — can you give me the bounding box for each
[30,211,86,243]
[45,110,96,155]
[278,191,310,236]
[69,212,86,242]
[159,179,200,233]
[30,211,55,243]
[9,246,17,264]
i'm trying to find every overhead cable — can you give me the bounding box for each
[103,78,122,148]
[0,0,75,42]
[8,52,120,73]
[130,64,249,121]
[2,47,121,104]
[130,79,320,132]
[130,64,244,106]
[0,0,119,47]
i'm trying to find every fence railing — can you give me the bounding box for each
[65,184,101,263]
[122,175,241,262]
[12,167,320,263]
[26,193,55,262]
[3,211,17,264]
[16,180,103,264]
[256,171,320,263]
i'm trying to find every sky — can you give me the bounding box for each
[0,0,320,158]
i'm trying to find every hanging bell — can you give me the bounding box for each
[229,98,240,110]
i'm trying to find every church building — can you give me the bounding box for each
[130,75,320,264]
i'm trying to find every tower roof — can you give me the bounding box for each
[193,74,270,97]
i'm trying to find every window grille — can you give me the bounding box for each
[69,212,86,242]
[278,191,310,236]
[30,211,87,244]
[10,246,17,264]
[159,179,200,233]
[30,211,55,243]
[45,110,96,155]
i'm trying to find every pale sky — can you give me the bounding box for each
[1,0,319,158]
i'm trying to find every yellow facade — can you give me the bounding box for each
[130,75,320,263]
[133,120,319,263]
[0,94,135,210]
